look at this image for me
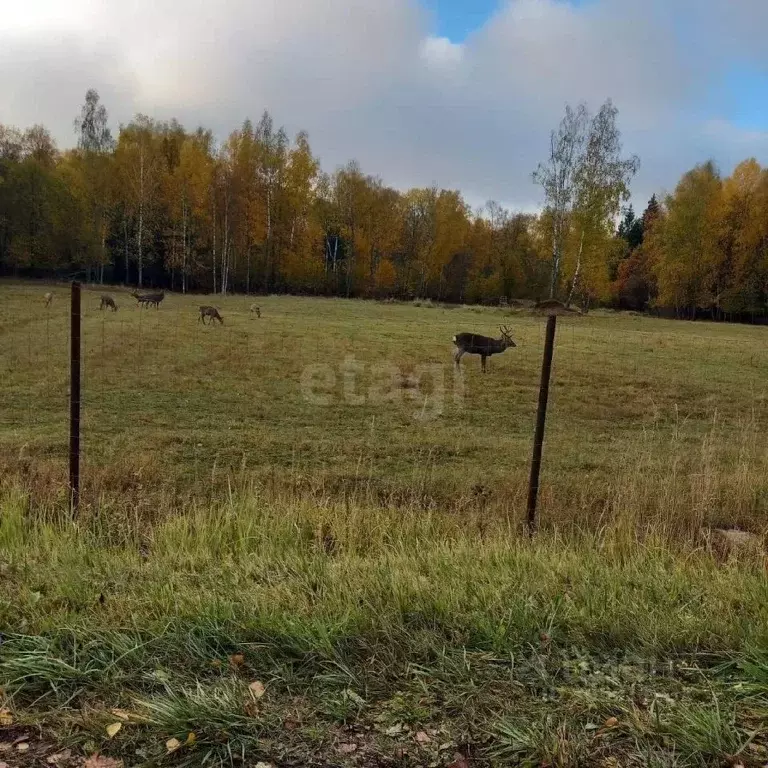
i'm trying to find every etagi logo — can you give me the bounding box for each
[300,356,464,420]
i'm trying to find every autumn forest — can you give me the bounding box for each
[2,90,767,319]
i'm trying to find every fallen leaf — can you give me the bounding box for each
[184,732,196,746]
[83,756,123,768]
[415,731,432,744]
[249,681,266,698]
[16,742,29,752]
[110,709,132,721]
[0,709,12,726]
[165,738,181,753]
[0,761,8,768]
[344,688,365,706]
[447,755,470,768]
[603,716,618,728]
[254,763,273,768]
[385,723,404,736]
[106,722,122,738]
[229,653,245,667]
[46,749,72,764]
[338,743,358,754]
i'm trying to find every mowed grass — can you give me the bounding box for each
[1,281,768,766]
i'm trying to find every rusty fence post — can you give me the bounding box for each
[526,313,557,532]
[69,281,81,515]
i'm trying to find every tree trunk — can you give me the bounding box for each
[123,217,129,284]
[137,145,144,287]
[212,196,217,295]
[549,217,560,299]
[182,201,187,294]
[221,203,229,295]
[566,230,585,307]
[264,186,272,290]
[100,229,106,284]
[346,225,355,298]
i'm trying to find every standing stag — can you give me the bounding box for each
[453,325,516,373]
[99,294,118,311]
[199,305,223,325]
[44,292,53,308]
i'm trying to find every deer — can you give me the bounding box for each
[199,305,223,325]
[99,294,118,311]
[250,303,261,318]
[44,292,53,308]
[453,325,516,373]
[131,290,165,308]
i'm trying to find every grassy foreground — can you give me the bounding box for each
[1,282,768,765]
[1,490,767,767]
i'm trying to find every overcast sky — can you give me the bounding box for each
[2,0,767,211]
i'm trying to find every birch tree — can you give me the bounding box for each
[116,116,161,286]
[534,100,637,302]
[73,90,115,282]
[533,104,588,298]
[567,101,639,306]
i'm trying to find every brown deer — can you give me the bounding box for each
[131,290,165,308]
[130,290,147,307]
[453,325,516,373]
[44,292,53,308]
[199,305,223,325]
[99,294,118,311]
[250,303,261,318]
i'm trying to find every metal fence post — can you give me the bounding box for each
[69,281,81,515]
[526,313,557,532]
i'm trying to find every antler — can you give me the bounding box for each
[500,325,512,337]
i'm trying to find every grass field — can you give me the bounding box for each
[3,281,768,530]
[1,281,768,767]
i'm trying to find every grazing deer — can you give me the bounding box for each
[44,292,53,308]
[453,325,516,373]
[99,294,118,311]
[199,305,223,325]
[250,303,261,318]
[131,290,165,308]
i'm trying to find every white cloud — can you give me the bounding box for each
[1,0,767,210]
[419,36,465,70]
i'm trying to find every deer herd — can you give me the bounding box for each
[41,289,266,330]
[42,289,519,372]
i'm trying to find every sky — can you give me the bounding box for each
[2,0,768,212]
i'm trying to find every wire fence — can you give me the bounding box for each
[3,280,768,531]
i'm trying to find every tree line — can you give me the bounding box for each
[1,90,766,318]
